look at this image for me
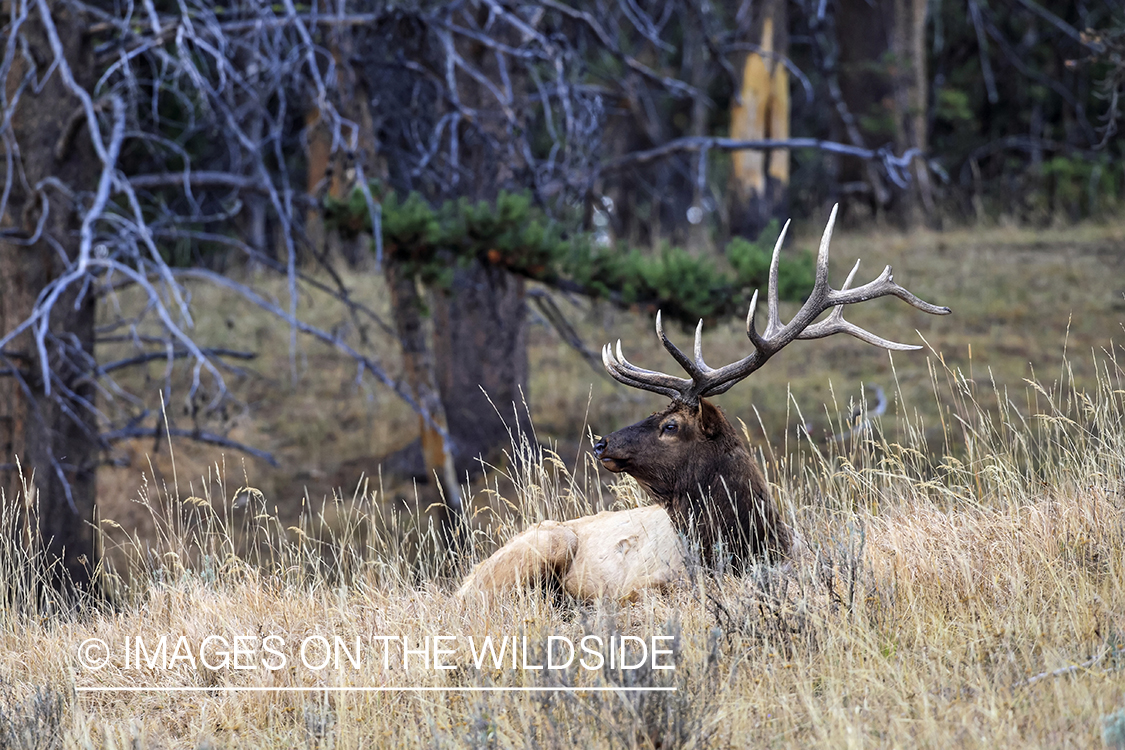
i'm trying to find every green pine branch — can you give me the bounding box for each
[324,186,814,326]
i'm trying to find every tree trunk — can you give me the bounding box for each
[377,259,531,497]
[728,0,790,239]
[907,0,935,218]
[305,13,378,265]
[386,262,463,547]
[238,44,271,267]
[430,10,532,481]
[836,0,932,223]
[361,8,532,493]
[431,262,532,477]
[0,5,102,594]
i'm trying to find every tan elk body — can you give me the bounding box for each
[456,505,686,601]
[458,207,949,602]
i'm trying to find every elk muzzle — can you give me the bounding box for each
[592,435,628,473]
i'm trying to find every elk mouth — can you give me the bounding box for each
[597,455,629,473]
[593,437,629,473]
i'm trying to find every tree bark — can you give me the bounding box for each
[728,0,790,239]
[386,262,463,546]
[305,13,378,265]
[684,8,713,250]
[431,262,532,477]
[377,260,532,496]
[0,5,102,594]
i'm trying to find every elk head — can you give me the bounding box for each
[593,205,950,566]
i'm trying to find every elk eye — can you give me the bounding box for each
[662,420,678,435]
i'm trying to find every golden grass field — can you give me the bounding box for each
[2,219,1124,748]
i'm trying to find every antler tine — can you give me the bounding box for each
[764,219,791,338]
[814,204,838,290]
[744,286,772,350]
[819,259,861,327]
[797,320,924,351]
[841,258,861,291]
[793,206,949,348]
[655,311,706,380]
[613,340,688,391]
[599,313,718,405]
[692,319,706,371]
[601,341,685,400]
[798,259,924,350]
[829,265,951,316]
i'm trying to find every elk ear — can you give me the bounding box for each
[697,399,726,438]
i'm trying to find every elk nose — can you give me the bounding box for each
[593,437,607,457]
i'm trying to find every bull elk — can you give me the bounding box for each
[458,206,949,602]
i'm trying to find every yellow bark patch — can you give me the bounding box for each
[768,64,790,184]
[729,17,790,201]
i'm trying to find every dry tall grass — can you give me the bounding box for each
[2,337,1123,749]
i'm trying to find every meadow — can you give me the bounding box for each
[2,219,1124,748]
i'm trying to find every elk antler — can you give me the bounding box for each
[602,204,951,405]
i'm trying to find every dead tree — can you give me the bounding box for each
[0,0,407,595]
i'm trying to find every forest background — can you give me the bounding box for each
[0,0,1121,594]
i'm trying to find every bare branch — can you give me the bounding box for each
[968,0,1000,105]
[101,426,279,467]
[535,0,707,101]
[600,136,926,188]
[1012,0,1102,50]
[129,171,268,194]
[97,347,256,376]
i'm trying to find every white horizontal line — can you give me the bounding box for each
[76,686,676,693]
